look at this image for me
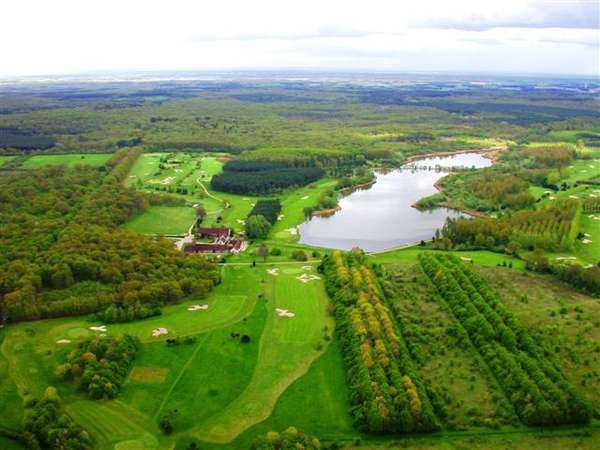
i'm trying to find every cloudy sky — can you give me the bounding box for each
[3,0,599,77]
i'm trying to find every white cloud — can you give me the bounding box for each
[1,0,598,77]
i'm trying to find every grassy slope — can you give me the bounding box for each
[21,153,112,168]
[122,206,197,235]
[0,155,16,167]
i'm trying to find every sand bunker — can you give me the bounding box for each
[267,268,279,276]
[569,195,579,199]
[556,256,577,260]
[460,257,472,262]
[276,308,295,318]
[152,327,168,337]
[236,219,246,225]
[301,196,309,200]
[582,239,592,244]
[161,177,175,185]
[296,273,321,283]
[188,304,209,311]
[277,214,284,221]
[56,339,71,344]
[301,265,312,270]
[285,227,298,235]
[549,196,556,200]
[89,325,107,332]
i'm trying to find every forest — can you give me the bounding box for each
[0,149,218,322]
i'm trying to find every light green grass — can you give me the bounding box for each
[123,206,197,235]
[21,153,112,169]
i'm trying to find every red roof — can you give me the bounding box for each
[197,228,230,238]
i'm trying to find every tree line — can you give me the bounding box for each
[321,249,439,433]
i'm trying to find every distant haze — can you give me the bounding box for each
[3,0,599,77]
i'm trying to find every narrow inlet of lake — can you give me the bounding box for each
[298,152,492,252]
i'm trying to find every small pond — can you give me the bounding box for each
[298,152,492,252]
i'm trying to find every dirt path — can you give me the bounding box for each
[196,177,223,203]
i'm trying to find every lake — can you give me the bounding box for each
[298,152,492,252]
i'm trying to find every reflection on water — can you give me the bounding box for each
[298,152,492,252]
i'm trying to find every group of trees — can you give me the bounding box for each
[22,387,91,449]
[321,250,439,433]
[211,160,324,194]
[95,301,161,323]
[55,334,138,399]
[251,427,321,450]
[248,199,282,224]
[419,253,592,426]
[443,200,580,252]
[245,199,282,239]
[0,149,219,322]
[525,249,600,296]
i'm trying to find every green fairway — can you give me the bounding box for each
[123,206,197,235]
[189,265,334,443]
[21,153,112,168]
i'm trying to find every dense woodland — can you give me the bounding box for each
[211,160,324,194]
[0,149,219,322]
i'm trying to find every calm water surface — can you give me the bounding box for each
[298,153,492,252]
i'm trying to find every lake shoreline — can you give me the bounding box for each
[407,147,503,218]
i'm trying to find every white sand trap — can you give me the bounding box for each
[296,273,321,283]
[89,325,107,332]
[569,195,579,199]
[549,196,556,200]
[460,257,472,262]
[188,304,209,311]
[277,214,284,221]
[276,308,295,318]
[301,196,309,200]
[544,191,552,194]
[582,239,593,244]
[556,256,577,260]
[267,268,279,276]
[584,264,594,269]
[236,219,245,225]
[584,233,591,237]
[590,194,597,198]
[56,339,71,344]
[152,327,168,337]
[302,265,312,270]
[285,227,298,235]
[590,165,595,168]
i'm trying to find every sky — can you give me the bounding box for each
[2,0,599,77]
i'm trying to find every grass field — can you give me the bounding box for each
[123,206,197,235]
[0,155,16,167]
[21,153,112,168]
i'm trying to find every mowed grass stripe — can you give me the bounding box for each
[66,400,158,447]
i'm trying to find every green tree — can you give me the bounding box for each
[245,214,271,239]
